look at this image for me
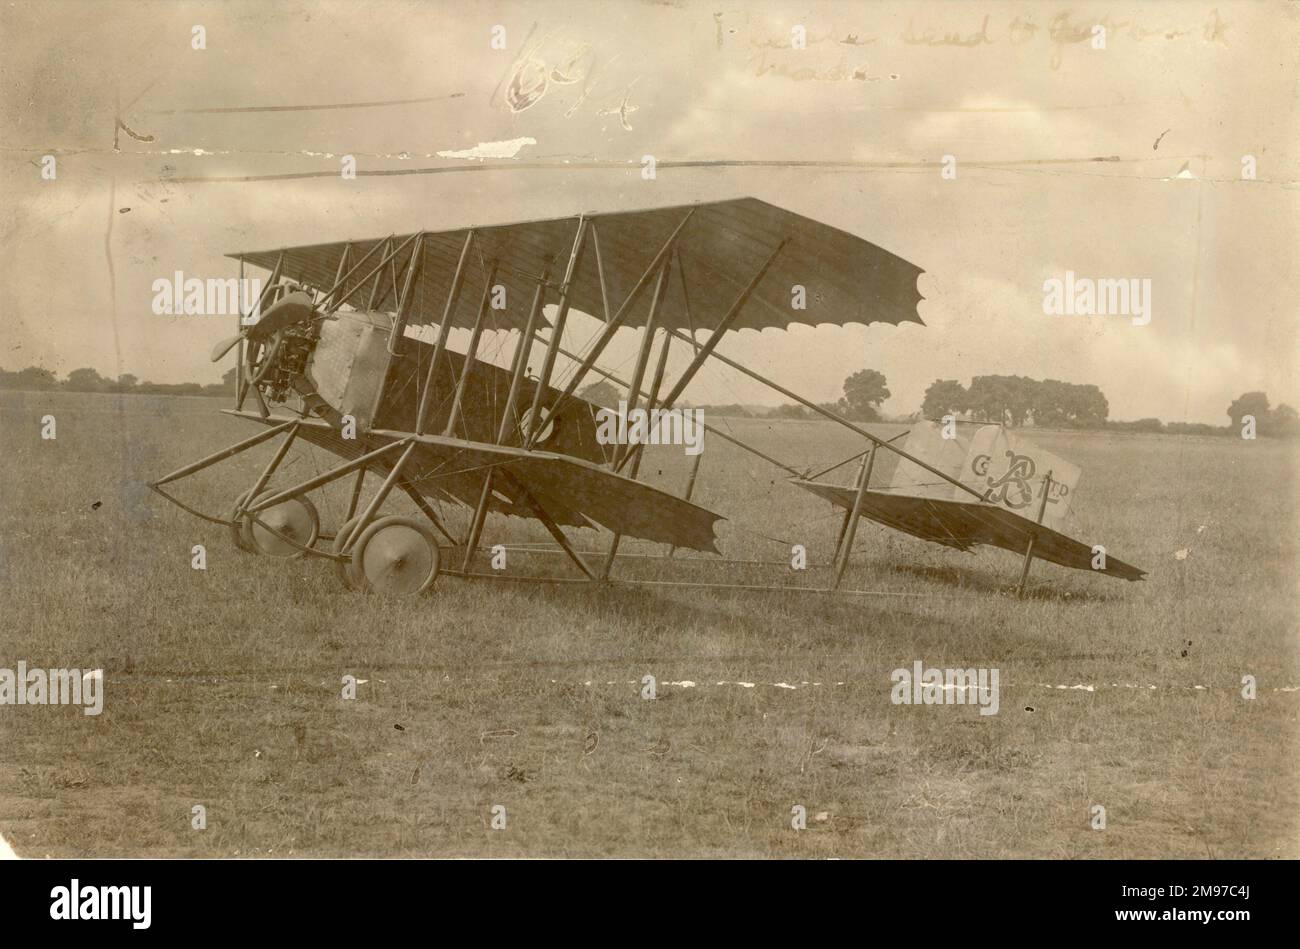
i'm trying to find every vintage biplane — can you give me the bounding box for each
[151,197,1144,597]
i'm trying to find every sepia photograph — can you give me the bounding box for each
[0,0,1296,911]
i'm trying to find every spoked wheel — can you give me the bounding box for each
[332,515,364,590]
[350,515,440,596]
[241,491,320,557]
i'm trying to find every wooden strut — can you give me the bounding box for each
[414,230,476,435]
[180,421,451,549]
[330,243,353,305]
[599,261,674,578]
[524,217,590,444]
[666,453,704,561]
[235,421,302,516]
[500,271,552,441]
[317,235,393,312]
[599,333,674,575]
[443,260,500,438]
[368,234,426,426]
[526,329,803,477]
[530,209,697,448]
[373,234,407,313]
[365,237,393,310]
[832,449,873,560]
[610,257,672,470]
[462,268,552,573]
[829,443,876,591]
[335,441,418,552]
[665,306,707,561]
[235,258,245,408]
[588,222,613,323]
[364,232,428,428]
[345,464,366,520]
[394,475,459,547]
[245,439,408,514]
[495,469,597,580]
[598,242,785,578]
[654,239,789,414]
[385,234,425,351]
[152,419,299,487]
[609,239,788,477]
[618,326,675,473]
[808,430,911,483]
[660,326,990,503]
[332,232,422,312]
[1016,470,1053,598]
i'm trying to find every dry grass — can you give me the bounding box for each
[0,390,1296,857]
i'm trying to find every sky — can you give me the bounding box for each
[2,0,1297,423]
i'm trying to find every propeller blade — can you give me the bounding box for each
[246,291,316,342]
[210,331,247,363]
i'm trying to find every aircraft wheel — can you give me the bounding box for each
[244,491,320,558]
[332,515,365,590]
[350,516,440,596]
[228,489,256,553]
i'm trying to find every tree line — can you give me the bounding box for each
[0,365,236,397]
[9,363,1297,437]
[920,375,1296,437]
[921,375,1108,428]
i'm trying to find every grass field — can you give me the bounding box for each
[1,389,1296,858]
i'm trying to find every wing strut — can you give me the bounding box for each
[661,326,989,503]
[496,469,598,580]
[462,264,554,573]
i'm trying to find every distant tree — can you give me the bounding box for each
[841,369,890,421]
[1227,391,1270,427]
[116,373,139,392]
[1166,422,1228,436]
[1005,375,1039,427]
[770,403,809,420]
[835,396,878,422]
[1066,383,1109,428]
[961,375,1108,429]
[578,379,621,409]
[1225,395,1299,437]
[921,379,967,419]
[202,370,234,396]
[8,366,58,390]
[1227,391,1271,433]
[691,403,754,418]
[966,375,1026,425]
[1270,403,1298,437]
[1033,379,1071,427]
[65,368,109,392]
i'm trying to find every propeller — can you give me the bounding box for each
[210,290,318,362]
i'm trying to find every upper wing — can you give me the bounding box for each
[229,197,925,335]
